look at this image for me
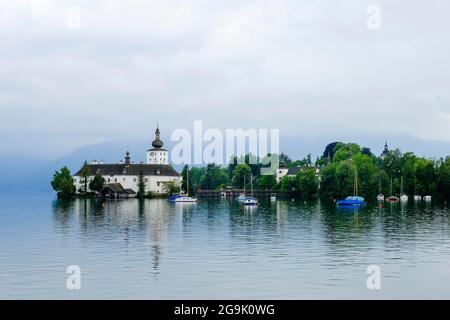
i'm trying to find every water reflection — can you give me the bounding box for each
[46,196,450,298]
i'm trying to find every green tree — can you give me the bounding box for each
[414,158,437,196]
[279,175,298,193]
[401,152,417,196]
[79,161,90,193]
[335,161,356,198]
[51,166,75,198]
[257,174,277,190]
[181,165,191,193]
[296,168,319,198]
[89,173,105,193]
[353,153,378,198]
[137,168,146,200]
[162,181,181,196]
[319,163,338,199]
[437,157,450,201]
[333,143,361,162]
[231,164,251,188]
[190,166,206,191]
[201,163,228,190]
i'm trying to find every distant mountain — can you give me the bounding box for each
[0,134,448,192]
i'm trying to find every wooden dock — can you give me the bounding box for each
[196,189,284,197]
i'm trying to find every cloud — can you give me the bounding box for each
[0,0,449,158]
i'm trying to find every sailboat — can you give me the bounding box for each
[336,168,366,206]
[243,173,258,206]
[168,168,197,203]
[376,175,384,201]
[386,176,399,202]
[413,177,421,200]
[236,174,247,201]
[400,176,408,201]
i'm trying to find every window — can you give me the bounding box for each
[108,178,111,182]
[145,178,148,182]
[123,178,126,182]
[150,152,154,156]
[157,182,160,186]
[114,178,118,182]
[133,178,137,182]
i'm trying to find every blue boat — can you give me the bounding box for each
[336,196,367,206]
[336,168,366,206]
[168,195,181,202]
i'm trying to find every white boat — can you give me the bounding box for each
[424,195,432,201]
[236,174,246,201]
[387,177,399,202]
[243,173,258,206]
[377,176,384,201]
[170,168,197,203]
[243,197,258,206]
[413,195,422,201]
[172,196,198,203]
[270,193,276,201]
[400,177,408,201]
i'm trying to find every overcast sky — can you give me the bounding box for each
[1,0,449,159]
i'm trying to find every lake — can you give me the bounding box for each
[1,192,450,299]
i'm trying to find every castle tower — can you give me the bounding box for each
[147,125,169,165]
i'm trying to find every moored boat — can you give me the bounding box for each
[336,196,367,206]
[336,169,366,206]
[387,196,399,202]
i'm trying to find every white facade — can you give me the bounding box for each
[276,168,289,183]
[147,149,169,165]
[73,174,181,194]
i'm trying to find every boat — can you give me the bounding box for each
[413,195,422,201]
[243,197,258,205]
[169,168,197,203]
[243,173,258,206]
[236,174,247,201]
[424,195,432,201]
[400,177,408,201]
[336,196,367,206]
[336,169,366,206]
[376,176,384,201]
[171,196,198,203]
[270,193,277,201]
[386,176,399,202]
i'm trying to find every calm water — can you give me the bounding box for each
[1,192,450,299]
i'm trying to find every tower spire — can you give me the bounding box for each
[125,150,131,164]
[152,124,164,148]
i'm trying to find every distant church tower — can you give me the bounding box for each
[381,141,389,159]
[147,125,169,165]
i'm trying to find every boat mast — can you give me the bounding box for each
[390,176,393,196]
[401,176,404,196]
[378,174,381,194]
[250,173,254,197]
[186,168,189,196]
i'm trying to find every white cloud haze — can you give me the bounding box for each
[0,0,449,158]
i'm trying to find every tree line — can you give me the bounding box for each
[51,142,450,201]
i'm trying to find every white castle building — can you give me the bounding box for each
[73,126,181,196]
